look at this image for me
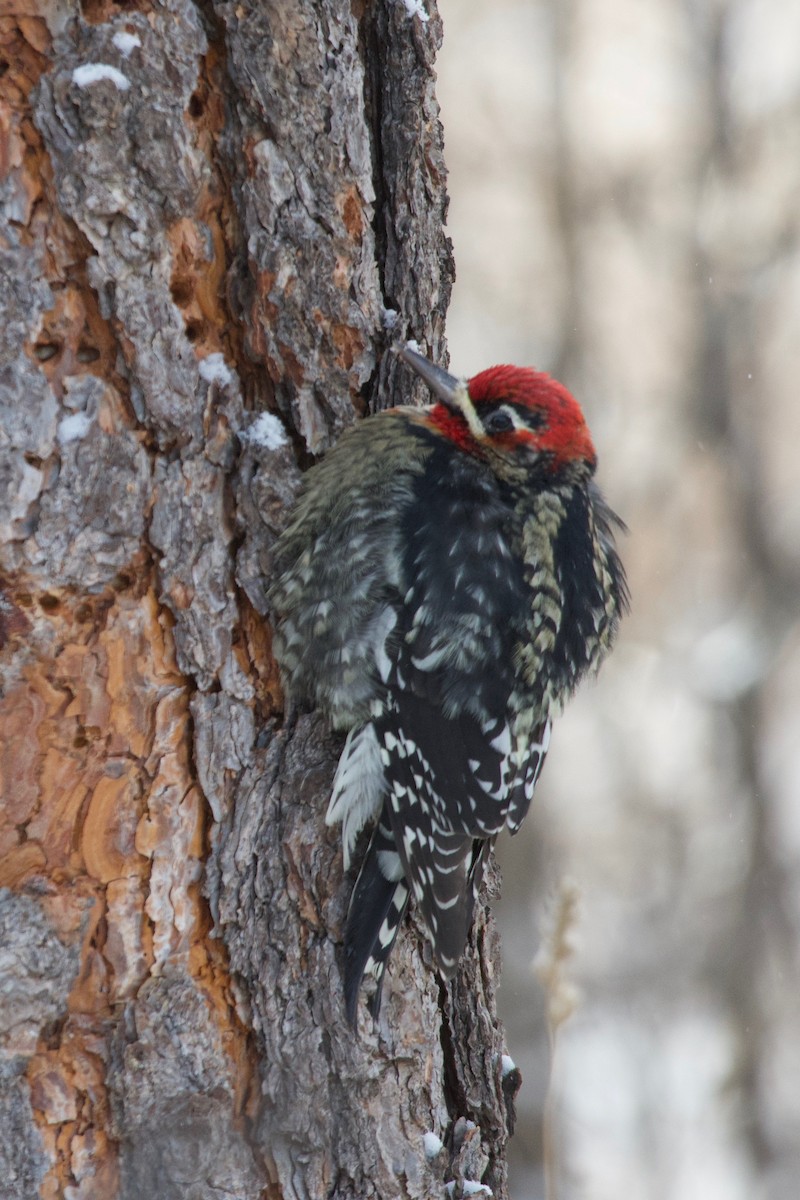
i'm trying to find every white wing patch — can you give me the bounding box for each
[371,605,398,683]
[327,723,385,869]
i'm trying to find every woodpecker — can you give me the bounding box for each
[269,345,627,1027]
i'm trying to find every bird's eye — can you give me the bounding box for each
[484,409,514,434]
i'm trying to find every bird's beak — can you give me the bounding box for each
[395,345,464,412]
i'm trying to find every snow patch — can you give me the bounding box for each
[72,63,130,91]
[57,412,93,445]
[199,353,234,387]
[112,31,142,58]
[423,1132,443,1159]
[242,412,288,450]
[401,0,430,22]
[462,1184,492,1198]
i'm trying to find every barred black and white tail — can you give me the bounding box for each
[333,698,552,1024]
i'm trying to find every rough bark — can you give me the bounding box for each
[0,3,517,1198]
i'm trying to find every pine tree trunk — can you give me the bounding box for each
[0,3,519,1197]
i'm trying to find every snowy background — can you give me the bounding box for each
[436,2,800,1197]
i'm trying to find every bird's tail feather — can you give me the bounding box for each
[343,809,409,1028]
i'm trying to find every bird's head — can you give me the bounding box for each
[396,345,597,481]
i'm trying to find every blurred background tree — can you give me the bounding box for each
[438,2,800,1197]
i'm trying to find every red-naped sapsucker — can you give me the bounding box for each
[269,346,628,1027]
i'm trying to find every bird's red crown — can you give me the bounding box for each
[430,364,597,469]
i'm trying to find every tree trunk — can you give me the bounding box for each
[0,3,518,1197]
